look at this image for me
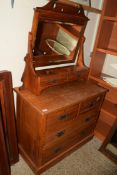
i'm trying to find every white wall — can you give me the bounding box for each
[0,0,102,87]
[0,0,47,87]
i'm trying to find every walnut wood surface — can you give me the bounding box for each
[16,81,106,114]
[0,71,19,164]
[0,108,11,175]
[15,1,108,174]
[15,80,106,174]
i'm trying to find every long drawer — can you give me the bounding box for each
[45,109,99,144]
[42,123,96,164]
[46,104,79,132]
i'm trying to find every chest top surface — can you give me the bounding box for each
[15,81,106,114]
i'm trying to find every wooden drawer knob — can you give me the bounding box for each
[87,96,101,108]
[58,114,69,121]
[89,101,96,108]
[113,104,117,108]
[85,117,91,122]
[80,131,86,137]
[56,130,65,137]
[96,96,101,101]
[53,148,61,154]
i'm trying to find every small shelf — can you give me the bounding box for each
[103,16,117,22]
[81,4,101,14]
[89,75,117,90]
[89,75,117,104]
[97,20,117,54]
[103,0,117,18]
[58,0,102,14]
[96,48,117,56]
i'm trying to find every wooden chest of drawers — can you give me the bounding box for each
[15,81,106,174]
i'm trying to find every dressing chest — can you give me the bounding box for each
[15,1,107,174]
[15,81,106,174]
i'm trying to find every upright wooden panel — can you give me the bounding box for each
[0,99,11,175]
[0,71,19,164]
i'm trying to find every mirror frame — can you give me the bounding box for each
[28,0,89,68]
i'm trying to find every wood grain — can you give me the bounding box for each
[0,71,19,164]
[15,80,106,174]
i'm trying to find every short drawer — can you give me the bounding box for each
[68,70,88,82]
[45,109,99,144]
[42,124,95,164]
[46,104,79,132]
[78,109,99,126]
[45,123,76,144]
[79,95,103,113]
[40,73,67,88]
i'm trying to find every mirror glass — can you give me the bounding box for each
[33,20,82,64]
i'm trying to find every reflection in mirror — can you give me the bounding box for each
[33,20,81,62]
[46,39,71,56]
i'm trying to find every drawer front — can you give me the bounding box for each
[46,104,79,133]
[79,95,103,113]
[40,73,67,88]
[42,124,95,164]
[45,109,99,144]
[68,70,88,82]
[78,109,99,126]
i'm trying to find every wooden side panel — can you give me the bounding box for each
[0,71,19,164]
[0,108,11,175]
[104,0,117,17]
[16,94,46,167]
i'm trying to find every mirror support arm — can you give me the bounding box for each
[77,36,86,67]
[28,32,33,60]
